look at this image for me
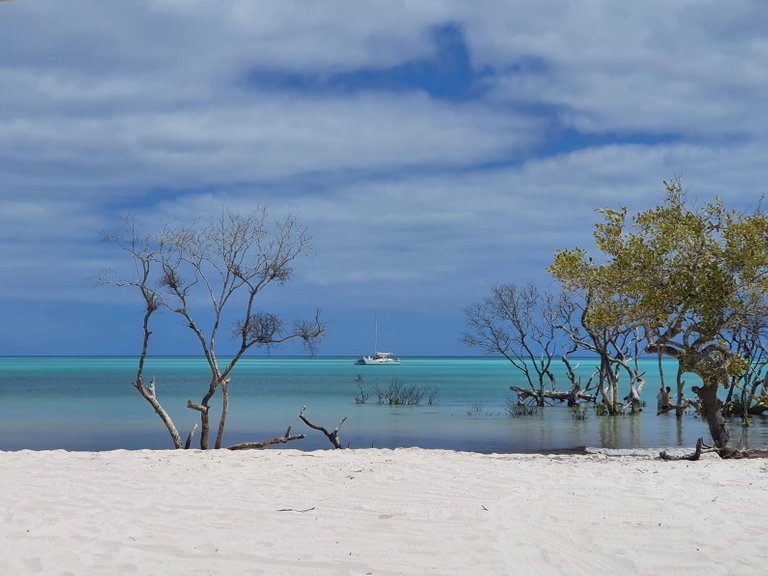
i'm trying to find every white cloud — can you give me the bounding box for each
[115,139,766,314]
[461,0,768,137]
[0,89,540,195]
[2,0,768,353]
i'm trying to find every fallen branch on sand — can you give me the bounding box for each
[659,438,717,461]
[227,427,305,450]
[660,437,768,461]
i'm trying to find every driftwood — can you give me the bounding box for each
[510,386,596,406]
[299,406,347,449]
[227,426,305,450]
[659,438,715,460]
[660,437,768,460]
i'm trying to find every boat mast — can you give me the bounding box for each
[374,315,378,354]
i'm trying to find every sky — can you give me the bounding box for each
[1,0,768,357]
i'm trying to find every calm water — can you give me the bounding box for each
[1,356,766,452]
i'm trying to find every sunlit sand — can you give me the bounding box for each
[1,448,765,575]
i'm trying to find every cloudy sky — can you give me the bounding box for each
[1,0,767,356]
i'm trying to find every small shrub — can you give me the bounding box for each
[595,404,608,417]
[353,375,370,405]
[570,406,589,421]
[373,378,437,406]
[467,402,485,416]
[506,397,539,417]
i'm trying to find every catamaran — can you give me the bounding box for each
[356,317,400,365]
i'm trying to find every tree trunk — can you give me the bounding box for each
[628,385,642,414]
[694,381,736,457]
[723,378,737,416]
[215,381,229,449]
[191,382,220,450]
[536,378,546,407]
[187,399,211,449]
[135,378,183,449]
[597,355,622,415]
[675,367,686,419]
[200,409,209,449]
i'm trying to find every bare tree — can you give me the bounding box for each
[463,284,580,406]
[101,207,324,449]
[722,307,768,424]
[558,294,646,415]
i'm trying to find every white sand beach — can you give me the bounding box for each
[1,448,765,575]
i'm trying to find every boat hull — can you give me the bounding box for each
[355,356,400,365]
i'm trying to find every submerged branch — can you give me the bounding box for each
[510,385,596,406]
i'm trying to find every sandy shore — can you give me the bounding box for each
[1,448,765,575]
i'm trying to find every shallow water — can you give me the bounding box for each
[0,356,766,451]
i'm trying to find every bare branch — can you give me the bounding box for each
[299,406,347,449]
[184,423,198,450]
[227,427,306,450]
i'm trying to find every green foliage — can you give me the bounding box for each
[594,403,609,417]
[727,356,750,378]
[549,180,768,387]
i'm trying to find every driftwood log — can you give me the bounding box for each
[659,438,716,460]
[227,426,305,450]
[660,437,768,460]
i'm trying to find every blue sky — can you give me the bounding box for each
[2,0,768,356]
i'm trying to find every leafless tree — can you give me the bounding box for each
[722,307,768,424]
[463,284,581,406]
[558,293,646,415]
[100,207,324,449]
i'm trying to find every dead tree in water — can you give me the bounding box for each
[463,284,564,406]
[100,208,324,449]
[722,316,768,424]
[509,344,598,407]
[558,295,646,415]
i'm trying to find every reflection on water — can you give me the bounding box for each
[599,415,619,447]
[0,356,766,452]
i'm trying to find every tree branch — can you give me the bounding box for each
[227,426,306,450]
[299,406,347,449]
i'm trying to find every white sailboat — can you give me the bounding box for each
[356,317,400,365]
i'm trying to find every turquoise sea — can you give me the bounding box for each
[1,356,767,452]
